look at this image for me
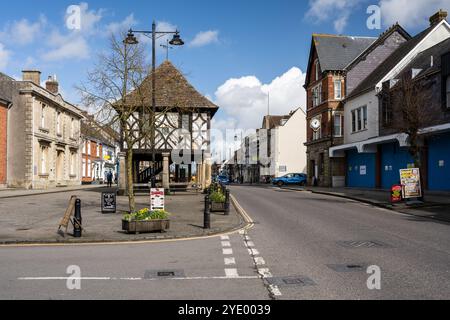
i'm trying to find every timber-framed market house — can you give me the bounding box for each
[117,61,219,194]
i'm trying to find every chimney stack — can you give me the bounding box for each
[430,9,447,26]
[22,70,41,86]
[45,75,59,94]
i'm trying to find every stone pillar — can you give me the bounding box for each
[204,153,212,188]
[118,152,127,195]
[162,152,170,190]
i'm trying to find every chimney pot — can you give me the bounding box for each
[430,9,447,26]
[45,75,59,94]
[22,70,41,86]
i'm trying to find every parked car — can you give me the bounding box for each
[217,175,230,185]
[272,173,307,187]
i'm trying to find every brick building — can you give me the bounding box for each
[0,90,11,187]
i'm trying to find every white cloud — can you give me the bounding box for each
[0,16,46,46]
[379,0,450,29]
[71,2,104,34]
[190,30,220,47]
[105,14,137,35]
[0,43,11,70]
[42,32,89,61]
[214,67,306,130]
[306,0,363,33]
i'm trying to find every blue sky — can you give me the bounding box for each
[1,0,448,135]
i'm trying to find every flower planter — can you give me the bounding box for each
[210,201,226,212]
[122,219,170,234]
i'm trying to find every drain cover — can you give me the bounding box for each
[337,241,391,248]
[326,264,367,272]
[267,276,315,288]
[144,270,185,279]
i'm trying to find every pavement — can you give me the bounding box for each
[1,185,449,299]
[275,185,450,223]
[0,187,245,244]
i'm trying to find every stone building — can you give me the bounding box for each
[0,71,84,189]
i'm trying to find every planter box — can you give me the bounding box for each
[210,201,226,212]
[122,219,170,234]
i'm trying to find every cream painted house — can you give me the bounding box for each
[5,71,84,189]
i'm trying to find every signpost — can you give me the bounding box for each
[400,168,422,199]
[102,192,117,214]
[151,188,165,211]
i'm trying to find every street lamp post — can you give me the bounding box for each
[124,21,184,188]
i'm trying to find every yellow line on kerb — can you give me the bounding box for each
[0,194,254,249]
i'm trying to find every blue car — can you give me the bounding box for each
[272,173,307,187]
[217,175,230,185]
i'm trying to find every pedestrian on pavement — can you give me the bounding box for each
[107,170,113,188]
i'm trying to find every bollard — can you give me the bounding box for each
[224,189,230,216]
[74,199,82,238]
[204,194,211,229]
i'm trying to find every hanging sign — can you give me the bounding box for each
[151,188,165,211]
[400,168,422,199]
[390,185,403,203]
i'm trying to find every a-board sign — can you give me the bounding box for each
[400,168,422,199]
[102,192,117,213]
[151,188,165,211]
[391,185,403,203]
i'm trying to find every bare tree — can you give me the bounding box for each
[77,34,150,213]
[390,72,434,168]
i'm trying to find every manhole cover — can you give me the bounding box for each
[326,264,367,272]
[144,270,185,279]
[337,241,391,248]
[267,276,315,288]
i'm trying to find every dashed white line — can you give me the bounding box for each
[221,235,230,240]
[254,257,266,266]
[225,268,239,278]
[257,268,273,278]
[246,241,255,248]
[221,241,231,247]
[224,257,236,265]
[222,248,233,255]
[248,248,260,255]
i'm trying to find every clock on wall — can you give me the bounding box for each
[310,118,321,131]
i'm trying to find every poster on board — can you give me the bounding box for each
[400,168,422,199]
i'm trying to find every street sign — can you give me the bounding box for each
[390,185,403,203]
[151,188,165,211]
[102,192,117,213]
[400,168,422,199]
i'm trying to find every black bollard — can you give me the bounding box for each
[204,194,211,229]
[74,199,82,238]
[224,189,230,216]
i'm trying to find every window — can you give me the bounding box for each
[315,60,320,81]
[82,141,86,154]
[41,105,46,128]
[71,118,75,138]
[56,112,61,135]
[82,159,86,177]
[312,84,322,107]
[87,142,91,155]
[312,128,322,141]
[351,106,368,133]
[70,152,76,176]
[40,146,47,174]
[446,76,450,108]
[96,144,100,157]
[87,160,91,177]
[334,80,342,100]
[334,113,343,137]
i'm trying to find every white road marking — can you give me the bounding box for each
[225,268,239,278]
[248,248,260,256]
[254,257,266,266]
[257,268,273,278]
[221,241,231,247]
[246,241,255,248]
[223,248,233,255]
[221,235,230,240]
[224,257,236,265]
[18,276,259,281]
[239,230,245,235]
[269,284,282,296]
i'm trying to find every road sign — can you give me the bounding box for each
[151,188,165,211]
[400,168,422,199]
[102,192,117,213]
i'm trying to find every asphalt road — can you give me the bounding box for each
[1,185,449,300]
